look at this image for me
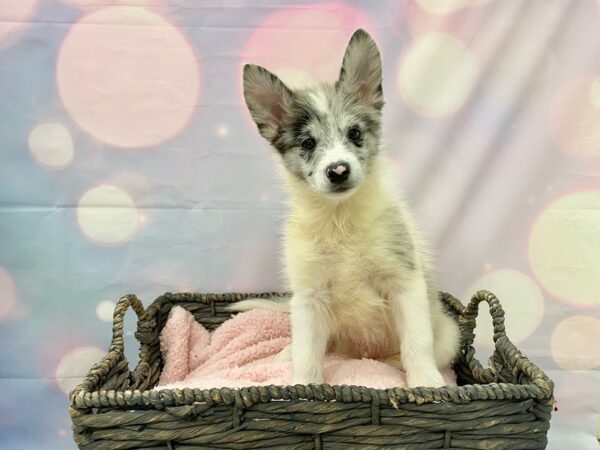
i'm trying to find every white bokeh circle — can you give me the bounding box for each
[28,123,74,169]
[398,32,477,117]
[55,346,106,394]
[529,191,600,306]
[464,269,545,347]
[96,300,116,322]
[416,0,471,14]
[272,67,316,90]
[551,316,600,370]
[415,0,491,15]
[77,185,139,246]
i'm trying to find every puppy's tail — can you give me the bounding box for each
[226,296,291,313]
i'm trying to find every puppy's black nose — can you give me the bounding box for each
[326,162,351,184]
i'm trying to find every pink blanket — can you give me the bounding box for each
[156,306,456,390]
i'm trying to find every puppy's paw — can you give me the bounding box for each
[407,370,446,388]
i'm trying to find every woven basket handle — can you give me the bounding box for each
[462,290,507,347]
[109,294,145,354]
[76,295,147,393]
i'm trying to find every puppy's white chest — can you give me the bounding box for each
[288,229,380,287]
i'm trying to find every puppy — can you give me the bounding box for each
[235,29,460,388]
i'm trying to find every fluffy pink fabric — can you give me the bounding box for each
[157,306,456,390]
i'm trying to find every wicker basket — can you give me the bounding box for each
[69,290,554,449]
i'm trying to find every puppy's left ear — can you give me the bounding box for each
[243,64,294,142]
[337,29,384,110]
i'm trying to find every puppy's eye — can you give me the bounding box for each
[348,127,361,140]
[301,138,316,150]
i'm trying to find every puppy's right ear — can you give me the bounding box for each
[337,29,383,110]
[243,64,294,141]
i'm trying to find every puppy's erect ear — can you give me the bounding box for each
[243,64,294,141]
[338,29,384,110]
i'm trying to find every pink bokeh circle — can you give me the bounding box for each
[238,0,377,125]
[0,1,38,48]
[57,6,200,149]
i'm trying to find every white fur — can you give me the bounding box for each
[237,29,460,388]
[309,91,329,115]
[290,294,330,383]
[227,297,290,312]
[232,154,460,387]
[280,154,460,387]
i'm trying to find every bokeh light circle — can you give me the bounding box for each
[191,209,224,234]
[389,2,457,39]
[398,32,477,117]
[549,77,600,158]
[551,316,600,370]
[414,0,492,15]
[464,269,544,346]
[241,2,375,84]
[57,6,200,148]
[590,78,600,108]
[77,185,139,246]
[96,300,116,322]
[55,346,106,394]
[0,266,18,321]
[416,0,472,15]
[216,124,229,138]
[28,123,74,169]
[62,0,156,9]
[529,191,600,306]
[0,1,38,47]
[272,67,316,90]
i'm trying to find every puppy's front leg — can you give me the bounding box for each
[392,277,445,388]
[290,294,329,385]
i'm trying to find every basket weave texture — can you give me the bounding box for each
[69,291,554,449]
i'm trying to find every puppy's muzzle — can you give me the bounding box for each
[326,161,351,184]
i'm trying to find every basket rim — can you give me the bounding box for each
[69,290,555,412]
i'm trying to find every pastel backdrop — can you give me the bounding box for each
[0,0,599,448]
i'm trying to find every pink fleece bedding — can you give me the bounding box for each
[156,306,456,390]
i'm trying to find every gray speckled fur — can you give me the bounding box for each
[243,29,384,185]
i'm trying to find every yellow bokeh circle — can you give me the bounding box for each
[590,78,600,108]
[28,123,74,169]
[273,67,316,90]
[55,346,106,394]
[416,0,472,15]
[398,32,477,117]
[96,300,116,322]
[464,269,544,347]
[551,316,600,370]
[77,185,139,246]
[415,0,491,15]
[549,77,600,158]
[529,191,600,306]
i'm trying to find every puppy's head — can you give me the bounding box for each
[243,29,384,199]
